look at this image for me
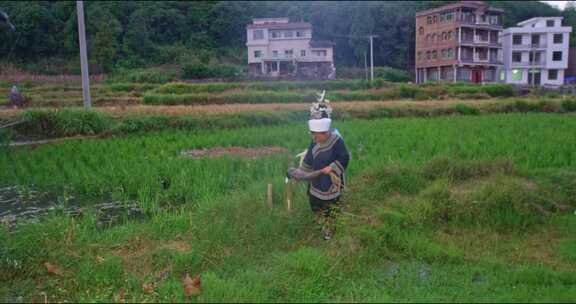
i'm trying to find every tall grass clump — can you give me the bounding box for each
[15,109,112,138]
[481,84,515,97]
[107,69,175,84]
[561,99,576,112]
[142,91,317,105]
[181,63,241,79]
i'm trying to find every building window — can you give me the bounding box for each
[253,30,264,40]
[271,31,280,39]
[512,34,522,45]
[553,51,562,61]
[312,50,327,57]
[427,16,432,24]
[285,49,293,57]
[284,31,293,38]
[547,20,555,27]
[441,49,447,59]
[448,48,454,59]
[432,50,437,59]
[512,52,522,62]
[272,50,278,57]
[554,33,563,44]
[511,69,522,81]
[500,70,505,81]
[448,31,453,40]
[446,12,453,22]
[426,51,431,60]
[419,27,424,35]
[442,32,447,41]
[549,69,558,80]
[440,13,445,23]
[432,33,437,43]
[433,15,437,24]
[489,15,499,25]
[417,51,422,61]
[300,50,306,57]
[296,31,305,38]
[426,34,431,42]
[254,50,262,58]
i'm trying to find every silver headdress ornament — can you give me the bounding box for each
[310,90,332,119]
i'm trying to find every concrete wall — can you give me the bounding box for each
[502,17,571,86]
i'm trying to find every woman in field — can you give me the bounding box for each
[288,91,350,240]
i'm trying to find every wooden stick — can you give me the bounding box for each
[286,180,293,211]
[267,183,273,209]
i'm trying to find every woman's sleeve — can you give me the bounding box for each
[300,142,314,172]
[329,139,350,175]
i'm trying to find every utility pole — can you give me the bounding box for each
[368,34,379,83]
[364,51,368,81]
[76,1,91,109]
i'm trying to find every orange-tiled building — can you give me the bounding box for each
[415,1,504,83]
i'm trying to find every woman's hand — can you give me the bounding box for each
[321,166,333,174]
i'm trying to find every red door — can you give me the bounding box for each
[471,69,483,83]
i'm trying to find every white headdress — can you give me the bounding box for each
[308,90,332,132]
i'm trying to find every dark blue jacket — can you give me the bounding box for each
[301,132,350,200]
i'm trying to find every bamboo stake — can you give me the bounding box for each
[286,179,293,212]
[267,183,273,209]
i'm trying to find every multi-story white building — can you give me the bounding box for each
[502,17,572,86]
[246,18,335,79]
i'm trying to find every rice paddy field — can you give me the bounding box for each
[1,112,576,302]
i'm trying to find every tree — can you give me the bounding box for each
[564,1,576,47]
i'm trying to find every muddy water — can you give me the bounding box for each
[0,186,146,230]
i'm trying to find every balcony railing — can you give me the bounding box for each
[511,60,547,67]
[258,54,330,62]
[461,37,501,47]
[511,43,547,49]
[461,57,503,65]
[459,19,502,27]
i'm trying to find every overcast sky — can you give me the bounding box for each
[541,1,568,10]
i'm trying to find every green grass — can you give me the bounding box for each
[1,113,576,302]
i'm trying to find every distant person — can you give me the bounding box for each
[9,85,26,108]
[287,90,350,240]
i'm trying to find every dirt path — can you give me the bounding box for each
[0,99,505,118]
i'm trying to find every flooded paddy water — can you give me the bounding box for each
[0,185,146,230]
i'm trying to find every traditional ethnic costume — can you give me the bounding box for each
[287,90,350,240]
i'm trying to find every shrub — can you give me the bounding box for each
[337,66,410,82]
[508,99,539,112]
[561,99,576,112]
[16,109,112,138]
[107,69,173,84]
[181,63,212,79]
[454,104,479,115]
[181,63,242,79]
[482,84,515,97]
[536,100,560,113]
[397,84,421,99]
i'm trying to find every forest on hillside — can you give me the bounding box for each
[0,1,573,75]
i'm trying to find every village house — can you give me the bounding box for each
[246,17,336,79]
[415,1,504,84]
[501,17,572,87]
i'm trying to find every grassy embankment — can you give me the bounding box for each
[0,78,522,107]
[1,114,576,302]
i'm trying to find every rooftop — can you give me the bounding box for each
[416,1,503,17]
[310,41,336,48]
[517,16,564,27]
[247,21,312,30]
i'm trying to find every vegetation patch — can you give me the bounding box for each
[180,146,289,160]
